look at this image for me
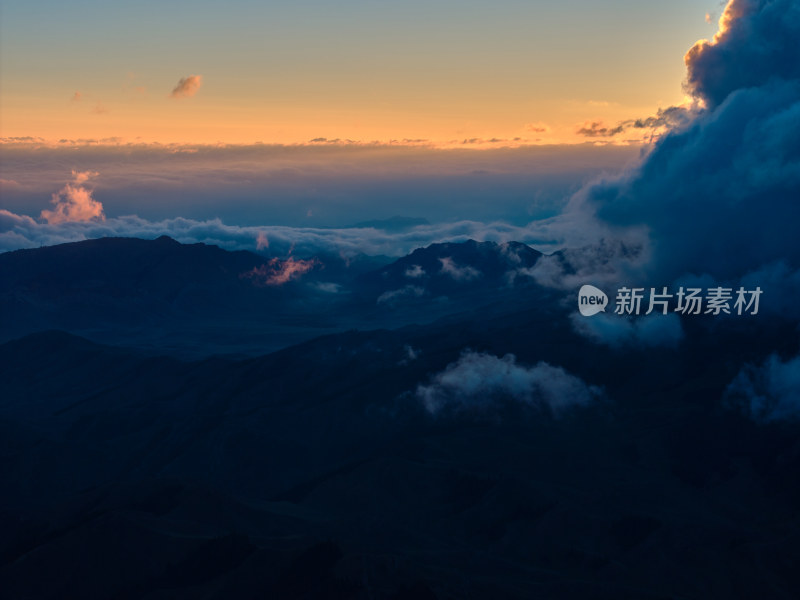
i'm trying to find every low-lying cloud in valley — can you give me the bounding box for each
[417,351,602,416]
[726,353,800,422]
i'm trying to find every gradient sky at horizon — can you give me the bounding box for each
[1,0,719,145]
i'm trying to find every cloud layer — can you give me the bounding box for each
[685,0,800,109]
[0,142,639,231]
[0,208,579,258]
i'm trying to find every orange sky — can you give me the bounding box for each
[0,1,717,147]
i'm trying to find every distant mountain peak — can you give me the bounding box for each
[359,239,543,294]
[154,235,180,244]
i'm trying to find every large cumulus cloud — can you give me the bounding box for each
[534,0,800,282]
[685,0,800,109]
[522,0,800,348]
[570,1,799,281]
[578,78,800,282]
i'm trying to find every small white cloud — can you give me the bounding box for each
[170,75,203,99]
[312,282,343,294]
[439,257,480,281]
[377,285,425,305]
[405,265,425,278]
[417,351,601,416]
[398,344,420,366]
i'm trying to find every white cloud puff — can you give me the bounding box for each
[40,171,104,224]
[416,351,602,416]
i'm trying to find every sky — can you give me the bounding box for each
[0,0,717,145]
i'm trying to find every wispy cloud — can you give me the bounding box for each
[377,285,425,305]
[576,121,625,138]
[575,105,695,139]
[256,231,270,250]
[0,178,21,191]
[404,265,425,278]
[438,257,480,281]
[170,75,203,99]
[241,257,318,286]
[523,122,550,134]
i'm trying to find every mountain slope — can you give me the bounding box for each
[0,237,547,357]
[1,305,799,598]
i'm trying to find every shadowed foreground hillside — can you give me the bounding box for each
[2,291,800,598]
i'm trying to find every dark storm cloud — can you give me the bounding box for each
[521,0,800,348]
[581,80,800,282]
[544,0,800,287]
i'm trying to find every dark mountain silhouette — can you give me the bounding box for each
[0,236,546,357]
[0,235,260,294]
[360,239,541,291]
[0,236,382,356]
[3,237,800,598]
[2,300,800,598]
[354,240,545,321]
